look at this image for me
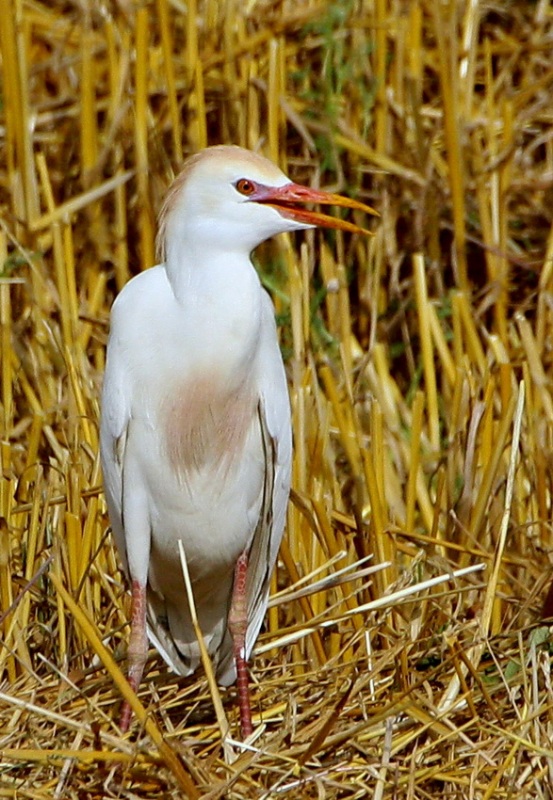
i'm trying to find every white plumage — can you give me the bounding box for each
[100,145,375,735]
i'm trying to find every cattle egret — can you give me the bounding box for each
[100,145,377,737]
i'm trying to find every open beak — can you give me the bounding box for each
[251,182,378,235]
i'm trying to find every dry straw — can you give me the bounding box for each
[1,0,553,797]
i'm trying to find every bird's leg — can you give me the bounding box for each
[228,551,253,738]
[119,579,148,732]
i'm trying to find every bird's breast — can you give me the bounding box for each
[162,373,259,477]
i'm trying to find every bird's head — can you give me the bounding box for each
[157,146,378,263]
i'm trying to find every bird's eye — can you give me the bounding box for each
[235,179,255,196]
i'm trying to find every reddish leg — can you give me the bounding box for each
[119,579,148,732]
[228,551,253,738]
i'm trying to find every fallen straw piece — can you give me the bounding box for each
[256,563,485,654]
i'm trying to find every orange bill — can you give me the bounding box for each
[250,182,379,235]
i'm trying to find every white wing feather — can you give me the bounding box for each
[216,291,292,683]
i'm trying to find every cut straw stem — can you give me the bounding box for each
[49,571,200,797]
[413,253,440,451]
[479,381,524,639]
[177,540,233,756]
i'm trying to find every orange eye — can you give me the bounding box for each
[235,178,255,196]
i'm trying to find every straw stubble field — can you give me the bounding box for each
[1,0,553,797]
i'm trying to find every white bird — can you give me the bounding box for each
[100,145,376,736]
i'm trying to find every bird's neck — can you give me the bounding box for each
[163,246,264,379]
[164,241,258,303]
